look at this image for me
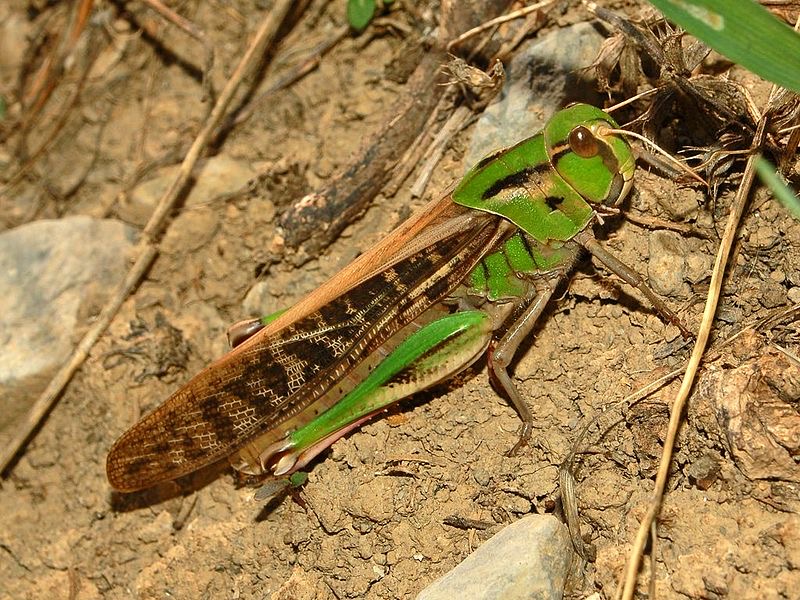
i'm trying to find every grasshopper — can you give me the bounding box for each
[107,104,687,492]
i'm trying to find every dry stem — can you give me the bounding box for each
[616,117,769,600]
[0,0,296,474]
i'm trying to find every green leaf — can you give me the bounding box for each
[756,156,800,220]
[648,0,800,92]
[347,0,376,32]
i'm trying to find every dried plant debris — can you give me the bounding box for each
[692,329,800,485]
[591,6,800,197]
[762,1,800,18]
[593,7,751,123]
[442,56,505,109]
[764,89,800,168]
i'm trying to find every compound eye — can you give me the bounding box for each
[568,126,599,158]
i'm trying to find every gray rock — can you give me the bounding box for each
[465,22,606,166]
[0,216,137,431]
[416,515,573,600]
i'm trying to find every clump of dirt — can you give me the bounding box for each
[0,1,798,599]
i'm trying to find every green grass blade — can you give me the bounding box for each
[347,0,376,32]
[755,156,800,220]
[648,0,800,92]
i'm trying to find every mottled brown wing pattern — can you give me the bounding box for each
[106,212,505,491]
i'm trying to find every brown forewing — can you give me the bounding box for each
[107,197,508,492]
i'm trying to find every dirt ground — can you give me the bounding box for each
[1,1,798,599]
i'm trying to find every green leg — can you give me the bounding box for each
[266,310,495,476]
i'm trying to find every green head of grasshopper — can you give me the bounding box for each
[452,103,635,243]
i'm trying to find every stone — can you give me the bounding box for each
[416,515,573,600]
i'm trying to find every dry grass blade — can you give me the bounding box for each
[18,0,94,130]
[559,459,589,561]
[617,115,770,600]
[0,0,96,196]
[445,0,557,52]
[0,0,297,474]
[225,25,349,132]
[408,105,474,198]
[140,0,216,105]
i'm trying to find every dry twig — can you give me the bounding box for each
[140,0,216,105]
[617,116,770,600]
[0,0,296,474]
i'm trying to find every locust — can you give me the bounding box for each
[106,104,687,493]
